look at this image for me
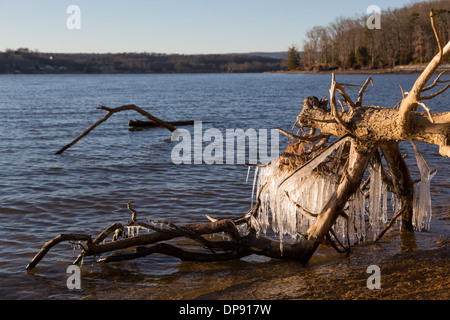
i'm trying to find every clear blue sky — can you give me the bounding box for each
[0,0,416,54]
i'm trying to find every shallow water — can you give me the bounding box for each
[0,73,448,300]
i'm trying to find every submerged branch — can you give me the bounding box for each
[55,105,176,155]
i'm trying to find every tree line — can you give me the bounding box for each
[288,0,449,71]
[0,49,285,74]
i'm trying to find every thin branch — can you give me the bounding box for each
[356,77,373,106]
[422,70,449,92]
[325,232,346,254]
[145,220,222,252]
[96,243,247,263]
[410,140,430,172]
[375,205,408,242]
[93,223,124,244]
[329,227,349,254]
[55,105,176,155]
[127,201,138,222]
[330,73,353,133]
[399,85,407,99]
[26,234,93,270]
[276,126,330,142]
[335,83,356,111]
[124,200,240,252]
[284,191,318,218]
[420,84,450,100]
[279,135,353,188]
[430,8,444,63]
[417,102,435,123]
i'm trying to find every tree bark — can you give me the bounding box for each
[380,142,414,231]
[297,96,450,154]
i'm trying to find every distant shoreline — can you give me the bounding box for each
[2,63,449,76]
[266,63,450,75]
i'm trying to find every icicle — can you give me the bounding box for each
[279,236,284,256]
[411,142,435,231]
[251,166,259,208]
[126,226,142,237]
[369,162,382,240]
[391,191,397,213]
[360,191,367,240]
[381,183,388,224]
[347,194,356,244]
[254,137,359,243]
[394,194,402,229]
[246,165,251,183]
[316,176,325,212]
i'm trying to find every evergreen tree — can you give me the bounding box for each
[287,46,300,70]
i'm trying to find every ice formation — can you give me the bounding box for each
[411,142,435,231]
[126,225,151,237]
[126,226,139,237]
[250,137,414,246]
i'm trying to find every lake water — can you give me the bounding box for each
[0,73,448,300]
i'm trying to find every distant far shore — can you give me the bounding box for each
[266,63,450,75]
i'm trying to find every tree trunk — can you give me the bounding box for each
[380,142,414,231]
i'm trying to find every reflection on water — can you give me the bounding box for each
[0,73,448,300]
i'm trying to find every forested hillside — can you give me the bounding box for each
[0,50,285,74]
[300,0,449,70]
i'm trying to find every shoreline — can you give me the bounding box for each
[266,63,450,75]
[2,63,449,75]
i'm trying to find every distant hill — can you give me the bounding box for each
[0,49,287,74]
[235,52,287,59]
[226,51,304,60]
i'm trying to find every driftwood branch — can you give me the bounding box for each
[26,201,318,270]
[55,105,176,155]
[26,234,93,270]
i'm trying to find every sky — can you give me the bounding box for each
[0,0,417,54]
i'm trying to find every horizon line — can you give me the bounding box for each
[2,48,290,56]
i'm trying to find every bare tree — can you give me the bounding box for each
[303,0,449,69]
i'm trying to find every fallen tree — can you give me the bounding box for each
[27,10,449,270]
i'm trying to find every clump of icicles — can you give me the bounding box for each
[125,225,152,237]
[125,222,175,238]
[249,137,434,251]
